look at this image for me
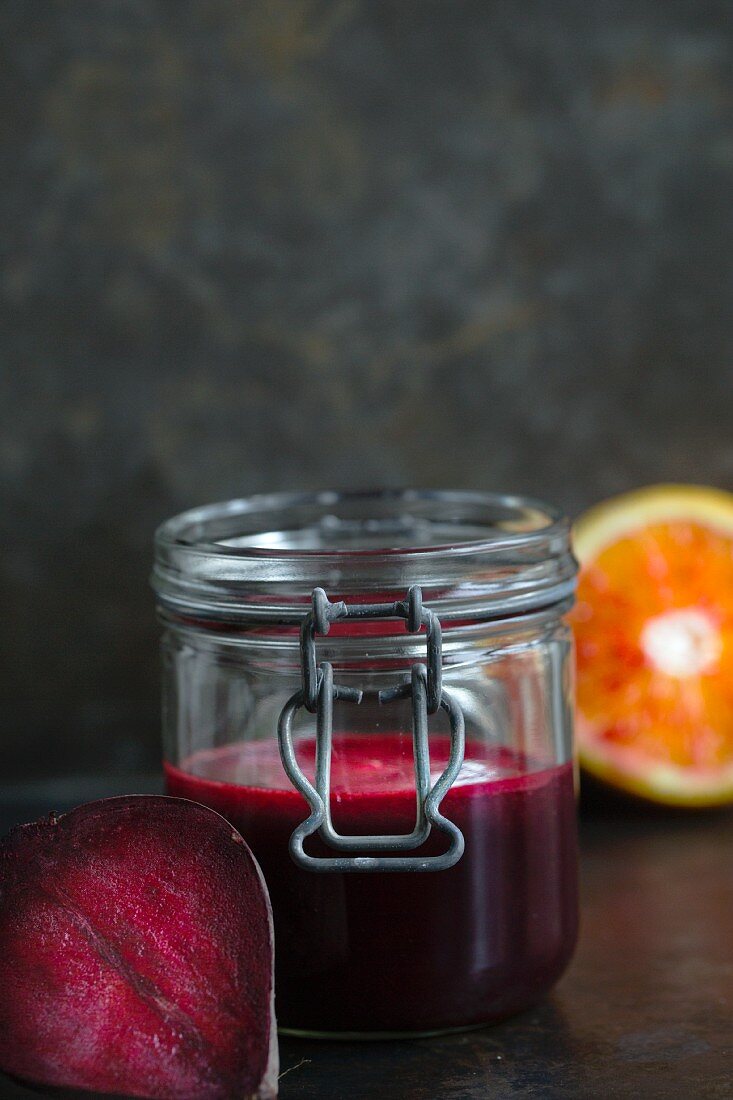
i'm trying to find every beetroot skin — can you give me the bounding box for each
[0,795,278,1099]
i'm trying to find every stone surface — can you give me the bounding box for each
[2,1,733,777]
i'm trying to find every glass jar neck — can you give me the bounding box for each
[152,489,577,627]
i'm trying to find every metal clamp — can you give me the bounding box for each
[277,586,465,873]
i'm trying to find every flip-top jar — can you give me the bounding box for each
[153,490,579,1036]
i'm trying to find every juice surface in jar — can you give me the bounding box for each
[166,733,578,1035]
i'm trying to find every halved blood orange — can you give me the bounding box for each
[570,484,733,806]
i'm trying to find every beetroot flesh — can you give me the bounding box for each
[0,796,278,1099]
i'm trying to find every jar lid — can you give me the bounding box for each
[152,489,577,623]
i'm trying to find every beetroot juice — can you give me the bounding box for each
[166,734,578,1035]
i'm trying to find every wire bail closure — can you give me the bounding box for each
[277,586,466,873]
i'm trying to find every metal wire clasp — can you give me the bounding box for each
[277,586,465,873]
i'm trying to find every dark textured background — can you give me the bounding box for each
[2,1,733,782]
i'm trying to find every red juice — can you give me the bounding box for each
[165,735,578,1035]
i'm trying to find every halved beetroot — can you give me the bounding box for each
[0,796,277,1099]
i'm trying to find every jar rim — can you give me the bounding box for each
[152,489,577,623]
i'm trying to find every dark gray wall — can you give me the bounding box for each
[2,1,733,780]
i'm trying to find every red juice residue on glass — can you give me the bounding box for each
[165,735,578,1034]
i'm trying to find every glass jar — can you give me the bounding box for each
[153,490,579,1037]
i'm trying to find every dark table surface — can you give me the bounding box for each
[1,784,731,1100]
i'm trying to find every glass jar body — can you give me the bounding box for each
[161,608,578,1036]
